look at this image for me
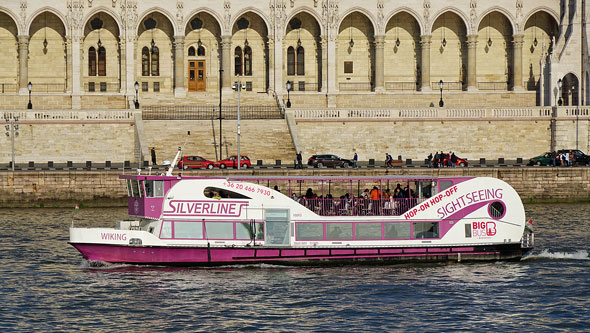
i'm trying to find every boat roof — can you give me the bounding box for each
[120,174,471,182]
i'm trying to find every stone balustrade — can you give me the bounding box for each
[0,109,139,122]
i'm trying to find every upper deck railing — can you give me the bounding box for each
[297,197,425,217]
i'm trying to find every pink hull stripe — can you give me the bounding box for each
[72,243,507,264]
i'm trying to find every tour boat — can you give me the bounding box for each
[69,150,534,266]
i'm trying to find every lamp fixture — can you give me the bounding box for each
[43,13,48,53]
[533,14,538,47]
[297,38,302,48]
[349,16,354,48]
[442,14,446,47]
[197,38,202,48]
[487,15,492,47]
[395,17,400,47]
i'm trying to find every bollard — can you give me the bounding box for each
[28,161,34,168]
[275,160,282,167]
[143,160,149,167]
[48,161,54,168]
[86,161,92,169]
[124,160,131,168]
[479,158,486,165]
[516,157,523,164]
[105,161,111,168]
[368,159,375,167]
[498,158,505,164]
[406,159,412,166]
[67,161,73,168]
[257,160,263,167]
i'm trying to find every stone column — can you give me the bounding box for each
[125,36,136,96]
[173,35,185,97]
[272,36,283,93]
[512,34,524,91]
[267,36,275,92]
[17,35,29,94]
[71,36,82,109]
[119,40,126,94]
[221,35,232,90]
[321,36,328,93]
[327,38,337,92]
[420,35,431,91]
[374,35,385,92]
[65,36,72,93]
[467,34,478,91]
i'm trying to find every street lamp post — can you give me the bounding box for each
[5,115,19,171]
[573,85,579,149]
[557,79,563,106]
[134,81,140,109]
[286,81,292,108]
[232,78,245,170]
[27,82,32,109]
[438,80,444,107]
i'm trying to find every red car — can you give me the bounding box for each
[439,153,468,167]
[217,155,251,169]
[177,156,216,169]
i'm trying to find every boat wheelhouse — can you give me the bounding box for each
[70,172,534,266]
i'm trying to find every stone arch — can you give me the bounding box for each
[0,6,21,35]
[561,72,579,106]
[383,7,424,36]
[476,6,516,34]
[523,11,559,91]
[337,7,377,35]
[337,11,375,92]
[184,11,223,92]
[285,6,324,36]
[429,7,469,35]
[430,10,468,90]
[284,10,323,92]
[81,6,123,37]
[231,11,270,91]
[0,7,19,89]
[27,7,68,36]
[137,7,179,37]
[184,7,224,36]
[230,7,271,35]
[384,11,421,89]
[522,7,560,30]
[477,10,514,90]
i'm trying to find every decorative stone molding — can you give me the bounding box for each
[20,0,27,33]
[176,0,184,28]
[376,0,384,35]
[423,0,430,33]
[223,0,231,34]
[515,0,523,34]
[469,0,477,33]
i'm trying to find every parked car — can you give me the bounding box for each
[528,152,552,166]
[308,154,354,168]
[558,149,590,166]
[440,153,468,167]
[177,156,216,169]
[217,155,251,168]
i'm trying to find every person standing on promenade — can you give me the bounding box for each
[151,147,157,165]
[353,152,358,168]
[296,151,303,169]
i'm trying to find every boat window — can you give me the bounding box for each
[439,181,453,192]
[126,179,132,197]
[130,179,142,197]
[236,222,264,240]
[413,222,439,239]
[160,221,172,238]
[384,222,411,239]
[174,221,203,239]
[144,180,164,198]
[204,186,250,199]
[355,223,382,240]
[296,223,324,240]
[489,201,505,219]
[205,222,234,239]
[326,223,353,240]
[415,181,435,198]
[465,223,472,238]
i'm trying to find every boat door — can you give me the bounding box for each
[264,209,290,246]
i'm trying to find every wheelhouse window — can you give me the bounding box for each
[126,179,143,198]
[144,180,164,197]
[355,223,382,240]
[384,223,411,239]
[160,221,172,238]
[234,47,243,76]
[97,47,106,76]
[326,223,353,240]
[88,47,97,76]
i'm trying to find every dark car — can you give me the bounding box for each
[558,149,590,166]
[308,154,353,168]
[217,155,251,169]
[440,153,468,167]
[177,156,216,169]
[528,152,553,166]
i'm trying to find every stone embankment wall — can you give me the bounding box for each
[1,168,589,208]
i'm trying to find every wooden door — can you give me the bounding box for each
[196,60,206,91]
[188,61,197,92]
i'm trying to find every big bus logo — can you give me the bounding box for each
[472,221,497,237]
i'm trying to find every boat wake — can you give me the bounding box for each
[523,249,589,261]
[78,259,131,270]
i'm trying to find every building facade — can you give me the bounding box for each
[0,0,586,108]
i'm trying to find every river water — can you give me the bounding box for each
[0,204,588,331]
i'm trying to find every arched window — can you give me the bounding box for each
[197,46,205,56]
[296,46,305,76]
[142,47,150,76]
[244,46,252,76]
[287,46,295,76]
[188,46,195,56]
[88,47,97,76]
[234,46,243,76]
[97,46,106,76]
[151,46,159,76]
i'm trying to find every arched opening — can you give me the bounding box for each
[83,12,122,92]
[97,46,106,76]
[235,46,243,76]
[285,13,321,92]
[524,12,558,91]
[0,12,18,92]
[137,12,174,92]
[384,12,420,91]
[477,12,513,91]
[185,12,221,92]
[188,46,195,56]
[431,12,467,91]
[337,12,375,92]
[29,11,67,92]
[561,73,579,106]
[287,46,295,75]
[88,46,97,76]
[232,13,269,91]
[296,46,305,75]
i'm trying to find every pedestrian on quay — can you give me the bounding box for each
[296,151,303,169]
[353,152,358,168]
[151,147,157,165]
[434,151,439,168]
[427,153,433,168]
[385,153,393,168]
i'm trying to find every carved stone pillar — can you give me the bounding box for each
[267,36,275,92]
[173,35,185,96]
[321,36,327,93]
[125,36,136,96]
[512,34,524,91]
[221,35,232,90]
[65,36,72,94]
[467,34,478,91]
[17,35,29,94]
[420,35,431,91]
[374,35,385,92]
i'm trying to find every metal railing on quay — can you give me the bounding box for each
[385,81,418,91]
[339,82,372,91]
[142,105,283,120]
[0,83,18,93]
